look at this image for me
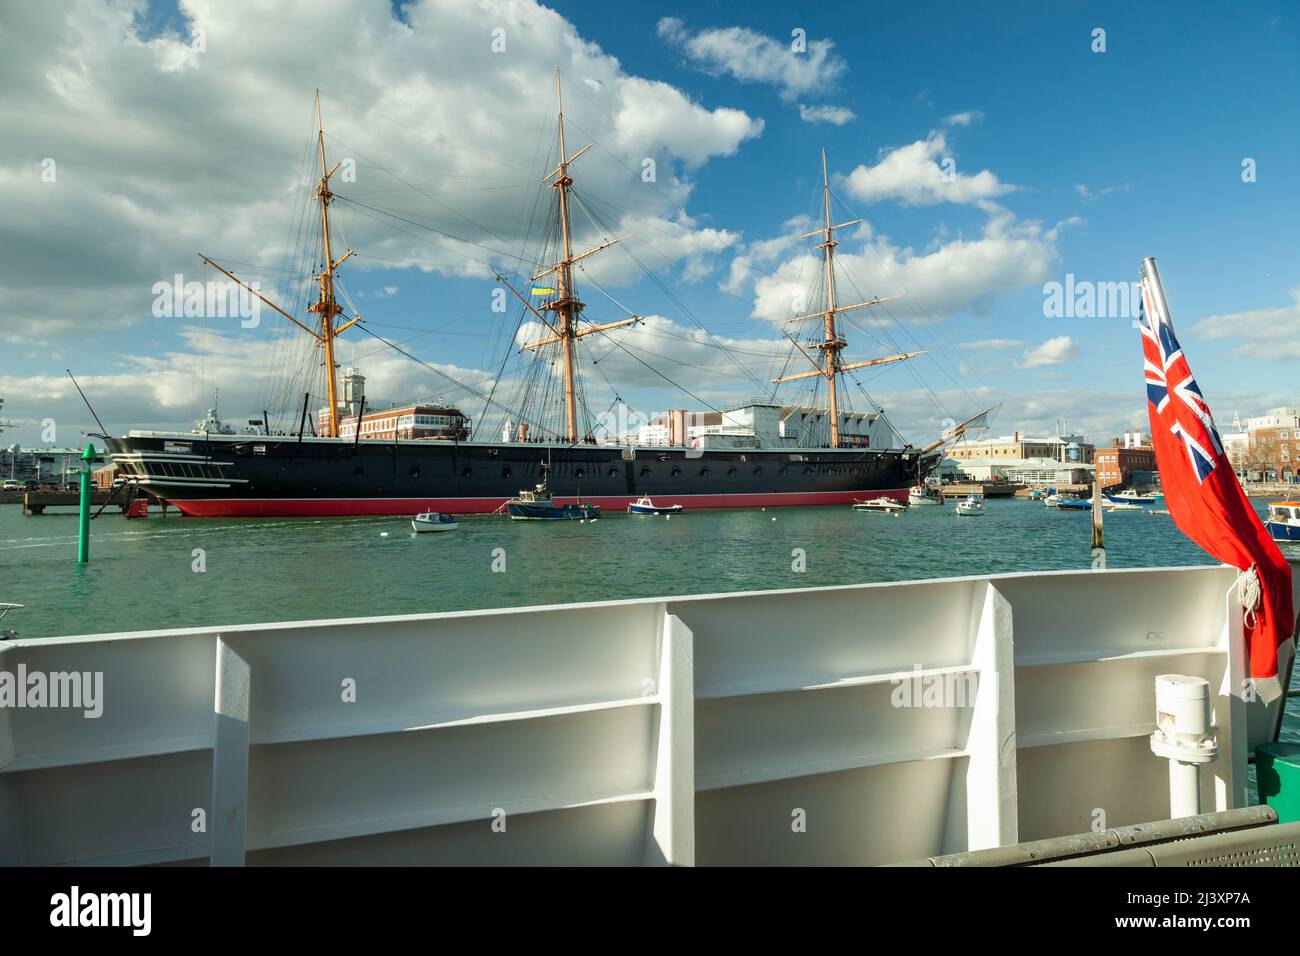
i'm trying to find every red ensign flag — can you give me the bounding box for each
[1138,258,1295,702]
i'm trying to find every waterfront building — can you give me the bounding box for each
[635,403,894,450]
[948,456,1094,486]
[1095,432,1158,490]
[1227,406,1300,481]
[0,446,89,485]
[946,430,1094,465]
[335,403,470,442]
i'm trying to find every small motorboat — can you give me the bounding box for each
[1044,492,1079,508]
[506,479,600,521]
[627,496,683,516]
[907,483,941,506]
[411,511,458,532]
[1265,502,1300,543]
[1103,489,1163,506]
[1106,502,1143,512]
[954,495,985,516]
[1057,498,1094,511]
[854,497,907,515]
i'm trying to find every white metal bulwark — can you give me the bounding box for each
[0,564,1293,866]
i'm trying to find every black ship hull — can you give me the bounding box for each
[106,433,925,517]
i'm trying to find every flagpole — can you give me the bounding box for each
[1139,257,1173,329]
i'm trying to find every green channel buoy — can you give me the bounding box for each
[77,442,95,563]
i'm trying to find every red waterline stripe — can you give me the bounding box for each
[169,489,910,517]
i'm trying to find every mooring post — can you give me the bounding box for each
[77,443,95,563]
[1091,475,1104,565]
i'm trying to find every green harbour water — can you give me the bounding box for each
[0,495,1266,638]
[3,496,1297,763]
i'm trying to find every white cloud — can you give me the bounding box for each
[1190,289,1300,359]
[657,17,847,102]
[1074,182,1132,202]
[798,104,855,126]
[0,0,764,339]
[842,131,1015,206]
[1015,335,1079,369]
[746,206,1072,324]
[943,111,984,127]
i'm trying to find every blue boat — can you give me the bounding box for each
[1057,498,1093,511]
[1103,490,1163,506]
[1265,502,1300,543]
[506,479,600,521]
[627,496,683,516]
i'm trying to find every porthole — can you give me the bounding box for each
[640,466,651,477]
[575,467,585,479]
[502,466,512,478]
[727,468,738,477]
[409,466,420,478]
[700,468,710,478]
[354,465,364,476]
[461,465,471,477]
[754,466,763,477]
[608,467,619,478]
[671,467,681,477]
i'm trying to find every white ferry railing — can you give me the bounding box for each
[0,564,1293,866]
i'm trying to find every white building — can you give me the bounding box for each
[636,403,901,450]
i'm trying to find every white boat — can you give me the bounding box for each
[411,512,458,532]
[627,496,683,516]
[907,483,941,506]
[1106,502,1143,512]
[1044,492,1079,508]
[853,497,907,514]
[1104,489,1164,505]
[1265,501,1300,543]
[954,494,985,516]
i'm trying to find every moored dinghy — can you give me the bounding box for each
[954,494,985,516]
[853,497,907,515]
[627,496,683,516]
[506,477,600,521]
[411,512,458,532]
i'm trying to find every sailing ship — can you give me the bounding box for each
[106,80,988,517]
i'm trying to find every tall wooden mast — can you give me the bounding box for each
[521,71,638,443]
[308,89,347,438]
[199,91,359,439]
[771,148,920,447]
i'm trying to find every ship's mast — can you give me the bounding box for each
[308,90,347,438]
[197,91,359,439]
[519,71,639,444]
[552,73,580,443]
[771,148,920,448]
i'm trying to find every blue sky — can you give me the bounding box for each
[1,0,1297,448]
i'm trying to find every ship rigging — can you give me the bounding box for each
[105,77,995,517]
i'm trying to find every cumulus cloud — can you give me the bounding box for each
[1190,289,1300,359]
[798,104,855,126]
[842,131,1015,206]
[942,111,984,127]
[657,17,847,102]
[0,0,764,340]
[744,204,1073,325]
[1014,335,1079,368]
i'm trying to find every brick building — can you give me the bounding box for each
[1094,432,1157,490]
